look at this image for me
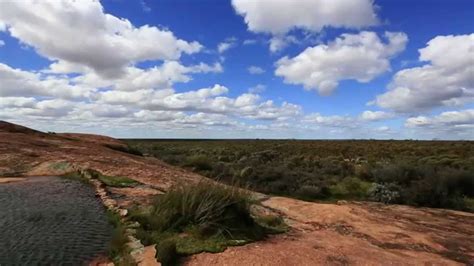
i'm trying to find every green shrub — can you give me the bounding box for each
[156,238,178,266]
[369,183,401,204]
[62,171,91,185]
[402,169,474,210]
[296,185,331,200]
[130,181,287,257]
[98,175,140,187]
[105,144,143,156]
[464,197,474,212]
[106,210,129,262]
[370,162,416,185]
[184,155,213,171]
[330,177,372,199]
[255,215,287,233]
[142,181,262,238]
[124,139,474,212]
[354,164,372,180]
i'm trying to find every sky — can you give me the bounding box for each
[0,0,473,139]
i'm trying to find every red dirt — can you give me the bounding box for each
[185,198,473,265]
[1,120,473,265]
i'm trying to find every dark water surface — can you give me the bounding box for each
[0,176,113,265]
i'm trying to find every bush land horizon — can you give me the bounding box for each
[125,139,474,212]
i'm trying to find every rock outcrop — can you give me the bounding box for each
[1,121,473,265]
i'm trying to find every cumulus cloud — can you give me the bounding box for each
[0,58,222,99]
[269,35,299,53]
[0,97,36,108]
[232,0,379,52]
[232,0,378,35]
[275,31,408,95]
[303,111,399,129]
[1,85,303,134]
[248,66,265,74]
[375,34,474,113]
[302,113,356,128]
[405,109,474,128]
[0,63,93,99]
[133,110,184,122]
[360,110,394,121]
[0,0,201,77]
[75,61,222,92]
[0,99,75,118]
[0,1,307,135]
[404,109,474,139]
[96,84,301,121]
[175,113,240,127]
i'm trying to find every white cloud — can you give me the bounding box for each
[0,1,310,135]
[90,83,301,122]
[133,110,184,122]
[302,113,356,128]
[74,103,132,118]
[248,65,265,74]
[217,37,237,53]
[243,39,257,45]
[0,40,4,47]
[232,0,378,35]
[175,113,239,127]
[375,34,474,113]
[360,110,394,121]
[248,84,266,93]
[0,99,74,118]
[0,63,93,99]
[140,0,151,12]
[275,31,408,95]
[0,97,36,108]
[406,109,474,128]
[404,109,474,139]
[75,61,222,92]
[269,35,299,53]
[0,0,201,77]
[232,0,379,51]
[376,126,390,132]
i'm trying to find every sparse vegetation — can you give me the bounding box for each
[126,139,474,211]
[104,143,143,156]
[62,170,139,188]
[184,154,213,171]
[97,174,140,187]
[62,171,92,185]
[368,183,401,204]
[255,214,288,233]
[106,210,128,260]
[155,239,178,266]
[130,180,286,263]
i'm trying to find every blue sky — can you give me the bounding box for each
[0,0,473,139]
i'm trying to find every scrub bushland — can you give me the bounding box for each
[126,139,474,212]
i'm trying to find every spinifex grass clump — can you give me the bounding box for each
[131,180,284,263]
[105,210,129,262]
[151,181,258,236]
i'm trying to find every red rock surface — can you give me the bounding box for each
[1,121,473,265]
